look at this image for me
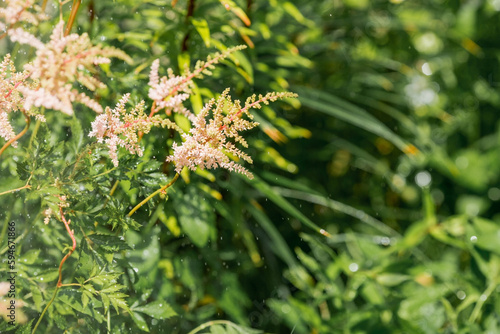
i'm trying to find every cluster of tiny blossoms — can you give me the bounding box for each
[167,89,297,179]
[0,0,47,32]
[0,54,39,146]
[89,94,180,166]
[90,48,296,178]
[17,21,132,115]
[148,46,245,119]
[0,19,133,150]
[0,4,297,180]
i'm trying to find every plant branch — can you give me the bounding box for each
[64,0,82,36]
[31,285,59,334]
[0,111,31,158]
[57,206,77,287]
[127,172,180,216]
[469,280,498,323]
[181,0,196,52]
[32,206,76,334]
[0,174,32,197]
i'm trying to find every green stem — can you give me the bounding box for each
[109,179,120,196]
[0,174,32,197]
[127,173,180,217]
[469,280,498,323]
[107,309,111,333]
[28,109,43,150]
[32,286,60,334]
[0,183,31,197]
[33,208,76,333]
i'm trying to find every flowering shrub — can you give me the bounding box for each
[0,1,296,333]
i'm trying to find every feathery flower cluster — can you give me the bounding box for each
[17,21,132,115]
[0,54,38,146]
[148,46,246,118]
[0,0,46,29]
[86,47,296,178]
[166,89,297,179]
[1,0,47,51]
[89,94,180,166]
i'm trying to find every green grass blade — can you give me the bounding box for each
[294,86,418,156]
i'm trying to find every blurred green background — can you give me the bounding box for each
[4,0,500,333]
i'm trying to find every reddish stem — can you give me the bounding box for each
[57,206,76,288]
[4,72,32,99]
[0,111,31,158]
[64,0,82,37]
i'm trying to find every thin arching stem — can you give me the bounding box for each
[64,0,82,36]
[0,174,32,197]
[0,111,31,158]
[32,207,76,334]
[127,173,180,217]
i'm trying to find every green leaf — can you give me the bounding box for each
[15,319,34,334]
[247,203,297,267]
[192,18,211,47]
[294,86,419,156]
[174,187,215,247]
[131,311,150,332]
[108,292,130,314]
[88,234,132,252]
[69,116,84,155]
[18,249,40,265]
[133,300,177,319]
[376,273,411,286]
[244,174,327,237]
[34,269,59,283]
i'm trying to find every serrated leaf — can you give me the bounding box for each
[133,300,177,319]
[34,269,59,283]
[82,290,92,309]
[15,319,34,334]
[101,293,110,315]
[101,283,127,294]
[88,234,131,252]
[131,311,150,332]
[58,289,105,322]
[108,292,130,314]
[89,271,121,286]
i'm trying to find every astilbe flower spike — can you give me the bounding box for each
[0,54,41,147]
[148,45,246,118]
[17,20,132,116]
[166,89,298,179]
[89,94,181,166]
[0,0,47,34]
